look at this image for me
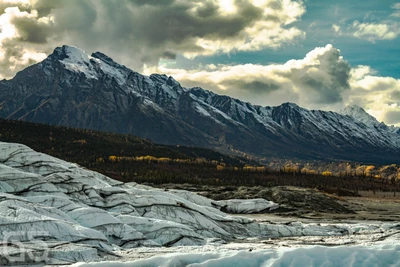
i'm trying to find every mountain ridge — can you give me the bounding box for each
[0,45,399,164]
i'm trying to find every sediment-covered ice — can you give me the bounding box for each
[161,189,279,213]
[72,244,400,267]
[0,141,399,265]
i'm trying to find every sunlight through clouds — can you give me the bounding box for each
[219,0,237,14]
[0,0,306,78]
[0,4,51,78]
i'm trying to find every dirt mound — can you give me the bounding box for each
[156,184,355,215]
[258,186,355,214]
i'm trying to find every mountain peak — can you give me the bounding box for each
[47,45,129,84]
[340,105,380,126]
[341,104,365,114]
[52,45,91,63]
[281,102,300,108]
[91,51,124,70]
[277,102,304,112]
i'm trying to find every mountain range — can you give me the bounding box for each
[0,45,399,164]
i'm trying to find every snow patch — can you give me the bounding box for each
[195,103,212,118]
[58,45,127,85]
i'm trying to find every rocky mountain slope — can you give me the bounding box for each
[340,105,400,134]
[340,105,381,127]
[0,45,399,164]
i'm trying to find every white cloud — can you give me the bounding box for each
[0,5,52,78]
[146,45,400,126]
[391,3,400,17]
[351,3,400,42]
[346,66,400,125]
[179,0,307,57]
[145,44,351,108]
[352,21,399,42]
[332,24,341,35]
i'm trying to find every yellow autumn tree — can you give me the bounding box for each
[322,171,333,176]
[216,165,224,171]
[96,157,105,163]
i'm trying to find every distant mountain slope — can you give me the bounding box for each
[340,105,400,135]
[0,45,399,164]
[0,118,250,167]
[340,105,381,127]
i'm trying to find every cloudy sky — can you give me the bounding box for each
[0,0,399,125]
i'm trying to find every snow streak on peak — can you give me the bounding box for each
[54,45,129,85]
[340,105,381,127]
[91,51,127,71]
[280,102,301,109]
[58,45,92,64]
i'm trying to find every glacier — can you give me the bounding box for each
[0,141,399,265]
[71,244,400,267]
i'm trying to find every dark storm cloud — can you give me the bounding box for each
[161,51,177,60]
[155,44,352,108]
[292,45,351,104]
[11,14,53,43]
[299,77,343,103]
[0,0,305,78]
[127,0,176,7]
[223,80,280,95]
[44,0,263,63]
[0,39,42,78]
[170,75,288,106]
[195,2,218,18]
[384,110,400,124]
[0,0,63,16]
[31,0,65,16]
[266,0,283,10]
[0,40,22,75]
[117,0,262,45]
[391,91,400,101]
[52,0,97,31]
[0,5,20,13]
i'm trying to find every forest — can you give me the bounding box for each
[0,118,398,196]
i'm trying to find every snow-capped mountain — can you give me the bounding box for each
[390,125,400,135]
[340,105,381,127]
[0,45,399,164]
[340,105,400,135]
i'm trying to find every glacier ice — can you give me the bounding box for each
[0,141,399,265]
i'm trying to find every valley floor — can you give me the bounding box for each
[71,217,400,267]
[144,183,400,221]
[310,196,400,222]
[69,194,400,267]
